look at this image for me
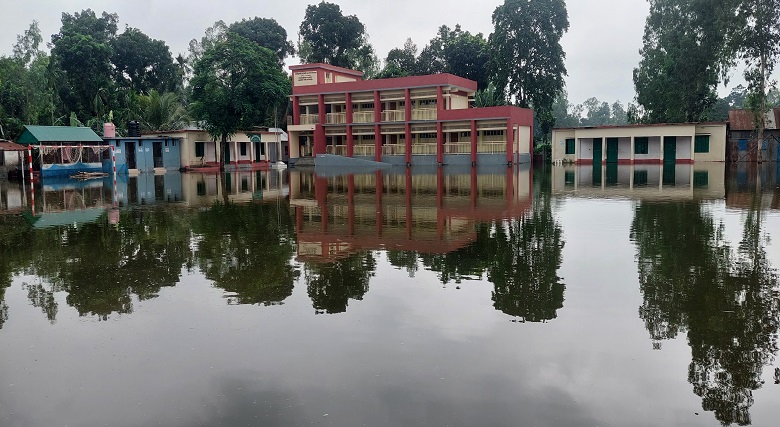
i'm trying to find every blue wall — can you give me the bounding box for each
[104,138,181,173]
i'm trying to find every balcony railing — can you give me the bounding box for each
[300,114,319,125]
[411,144,437,155]
[325,145,348,156]
[352,111,374,123]
[477,142,506,154]
[382,109,405,122]
[444,142,471,154]
[382,144,406,155]
[326,112,346,124]
[353,145,376,156]
[411,108,437,121]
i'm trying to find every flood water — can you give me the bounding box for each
[1,163,779,426]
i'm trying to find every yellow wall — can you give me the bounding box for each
[694,124,727,162]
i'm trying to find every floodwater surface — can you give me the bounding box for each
[1,163,779,426]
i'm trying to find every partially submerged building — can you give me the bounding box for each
[551,123,727,165]
[286,63,534,167]
[727,108,780,162]
[16,125,106,177]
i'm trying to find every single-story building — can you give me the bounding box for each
[727,108,780,162]
[16,125,107,177]
[552,123,727,165]
[103,136,182,175]
[156,127,289,172]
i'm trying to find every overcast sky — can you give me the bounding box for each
[0,0,756,107]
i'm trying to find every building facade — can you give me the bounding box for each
[551,123,727,165]
[287,63,534,166]
[727,108,780,162]
[104,136,182,175]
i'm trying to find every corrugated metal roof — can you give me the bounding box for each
[728,108,780,131]
[17,125,103,144]
[0,140,27,151]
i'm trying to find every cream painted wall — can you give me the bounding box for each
[693,124,727,162]
[616,137,631,159]
[518,126,531,154]
[551,129,576,161]
[676,136,692,160]
[335,75,356,83]
[450,94,469,110]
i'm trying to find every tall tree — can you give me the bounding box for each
[111,27,179,94]
[190,33,290,168]
[633,0,737,123]
[134,90,190,132]
[298,1,377,74]
[489,0,569,139]
[377,38,417,78]
[228,17,295,65]
[49,9,118,119]
[734,0,780,161]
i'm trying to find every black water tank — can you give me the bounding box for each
[127,121,141,137]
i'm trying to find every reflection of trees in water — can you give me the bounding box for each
[420,224,494,284]
[9,208,194,321]
[632,200,779,426]
[0,215,39,329]
[305,252,375,314]
[386,250,419,277]
[193,203,299,306]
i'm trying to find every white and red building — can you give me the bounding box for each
[287,63,534,166]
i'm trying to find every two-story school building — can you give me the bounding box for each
[551,123,727,165]
[287,63,535,167]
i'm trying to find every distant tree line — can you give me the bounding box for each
[0,1,572,152]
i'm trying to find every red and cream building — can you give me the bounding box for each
[287,63,534,166]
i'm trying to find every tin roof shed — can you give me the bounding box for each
[16,126,103,145]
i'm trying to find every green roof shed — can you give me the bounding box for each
[16,125,103,145]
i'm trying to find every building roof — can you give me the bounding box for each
[553,122,726,131]
[728,108,780,131]
[0,140,27,151]
[289,63,365,77]
[291,72,479,95]
[17,125,103,144]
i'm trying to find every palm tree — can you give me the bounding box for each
[135,90,190,132]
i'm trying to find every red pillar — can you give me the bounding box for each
[346,93,354,157]
[470,120,478,165]
[436,86,444,114]
[318,94,326,126]
[506,119,514,164]
[436,122,444,164]
[292,96,300,125]
[404,89,412,165]
[374,90,382,162]
[314,124,326,157]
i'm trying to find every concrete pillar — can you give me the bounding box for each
[405,123,412,165]
[375,124,382,162]
[318,94,326,126]
[630,136,635,165]
[471,120,478,165]
[292,96,300,126]
[346,93,354,157]
[436,122,444,164]
[506,119,514,164]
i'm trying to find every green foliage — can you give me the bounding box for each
[633,0,737,123]
[550,91,628,129]
[489,0,569,136]
[228,17,295,65]
[298,2,377,74]
[473,82,507,107]
[377,38,417,78]
[191,33,291,163]
[306,253,375,314]
[134,90,190,132]
[111,27,179,94]
[49,9,118,119]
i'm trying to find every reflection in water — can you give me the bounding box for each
[291,166,566,321]
[631,196,779,426]
[306,252,375,314]
[192,202,299,306]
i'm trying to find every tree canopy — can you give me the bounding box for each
[111,27,179,94]
[489,0,569,138]
[298,1,378,75]
[229,17,295,65]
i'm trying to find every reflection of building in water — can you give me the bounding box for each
[0,180,27,214]
[725,162,780,210]
[181,170,289,207]
[289,166,532,262]
[27,178,114,228]
[551,163,725,200]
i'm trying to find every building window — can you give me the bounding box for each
[196,181,206,196]
[693,171,708,188]
[635,137,649,154]
[565,138,575,155]
[195,141,205,157]
[738,139,748,150]
[240,142,247,156]
[634,170,648,186]
[564,170,575,187]
[694,135,710,153]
